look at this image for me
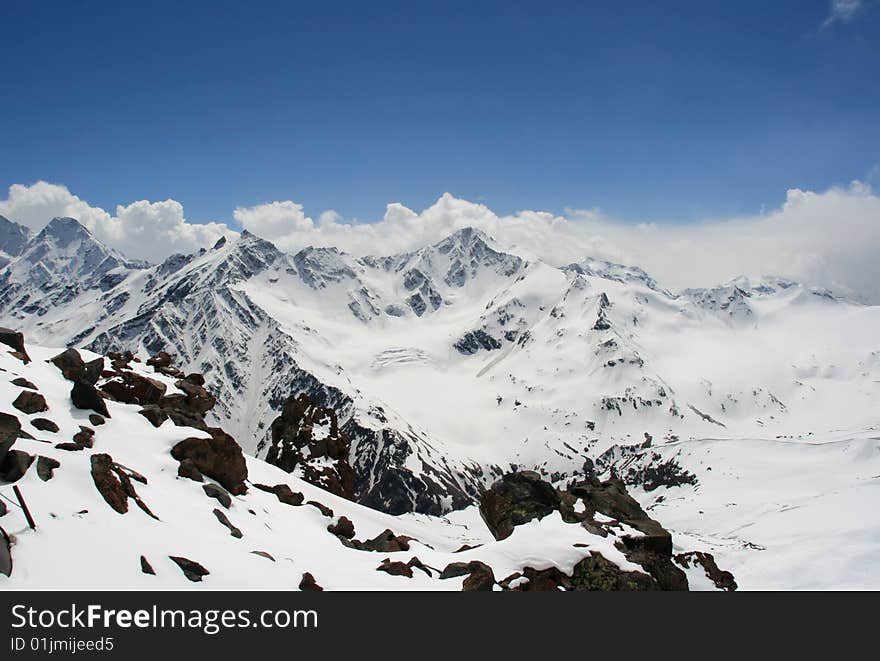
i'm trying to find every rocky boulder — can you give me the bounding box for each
[12,391,48,415]
[0,412,20,464]
[479,471,562,540]
[71,381,110,417]
[49,348,103,385]
[102,372,167,406]
[170,429,248,495]
[0,327,30,363]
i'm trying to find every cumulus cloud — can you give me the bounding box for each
[232,184,880,304]
[0,181,237,262]
[3,179,880,303]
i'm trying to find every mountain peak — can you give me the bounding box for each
[0,214,31,257]
[38,216,93,246]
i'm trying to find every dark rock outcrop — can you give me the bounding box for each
[90,453,129,514]
[265,393,356,501]
[49,348,102,385]
[203,483,232,509]
[212,508,243,538]
[102,372,167,406]
[479,471,562,540]
[0,412,21,464]
[0,450,34,482]
[71,381,110,417]
[31,418,59,433]
[169,556,209,582]
[170,429,248,495]
[90,453,157,518]
[0,526,11,577]
[36,456,60,481]
[299,572,323,591]
[675,551,738,591]
[11,377,37,390]
[327,516,355,539]
[0,327,30,363]
[12,390,48,414]
[440,560,496,591]
[253,483,303,506]
[376,558,413,578]
[140,555,156,575]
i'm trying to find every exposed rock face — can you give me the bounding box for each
[49,348,102,385]
[203,483,232,509]
[36,456,60,481]
[11,377,37,390]
[562,476,688,591]
[12,390,48,414]
[327,516,355,539]
[478,470,729,591]
[265,393,355,501]
[453,329,502,355]
[0,412,21,464]
[31,418,59,433]
[675,551,738,591]
[212,508,243,538]
[101,372,167,406]
[71,381,110,417]
[0,449,34,482]
[253,483,303,506]
[341,528,414,553]
[299,572,323,591]
[0,327,30,363]
[440,560,496,590]
[89,453,156,518]
[170,429,248,495]
[376,558,413,578]
[169,556,209,582]
[90,453,128,514]
[0,526,11,577]
[479,471,562,540]
[140,556,155,575]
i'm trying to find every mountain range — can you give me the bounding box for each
[1,213,878,588]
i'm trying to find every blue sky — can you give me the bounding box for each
[2,0,878,226]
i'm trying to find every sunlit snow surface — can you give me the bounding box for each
[1,224,880,588]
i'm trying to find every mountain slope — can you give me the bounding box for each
[0,340,725,590]
[0,217,878,526]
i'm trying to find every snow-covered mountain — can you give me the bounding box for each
[0,215,878,554]
[0,215,31,269]
[0,339,733,590]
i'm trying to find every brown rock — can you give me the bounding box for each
[376,558,413,578]
[12,391,48,415]
[90,453,129,514]
[299,572,323,591]
[170,429,248,495]
[31,418,59,433]
[36,456,60,481]
[0,327,30,363]
[327,516,356,539]
[169,556,209,582]
[71,381,110,417]
[479,471,561,541]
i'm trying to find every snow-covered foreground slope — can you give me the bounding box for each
[1,341,732,590]
[617,432,880,589]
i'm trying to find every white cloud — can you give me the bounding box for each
[822,0,865,27]
[0,181,236,262]
[3,180,880,303]
[232,184,880,304]
[232,200,315,240]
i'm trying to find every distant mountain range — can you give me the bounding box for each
[1,214,878,524]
